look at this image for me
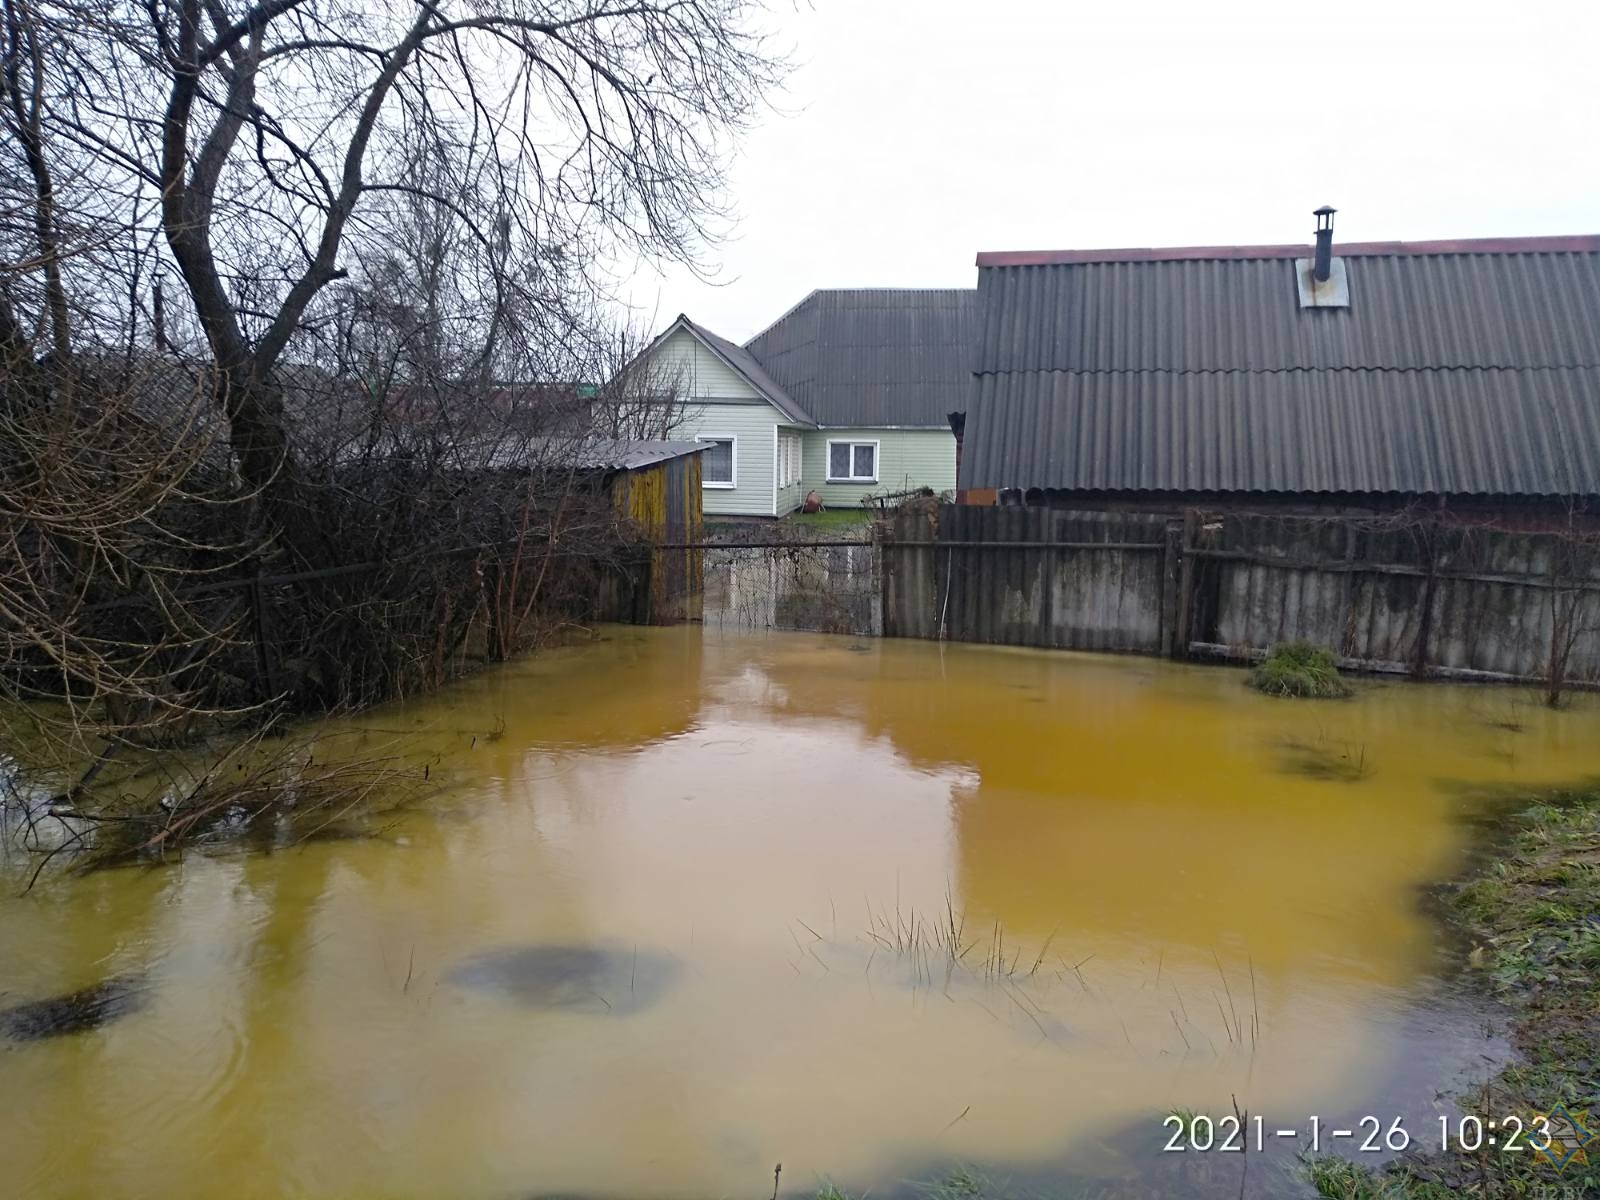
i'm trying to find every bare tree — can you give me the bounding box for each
[588,321,688,440]
[0,1,780,867]
[3,0,781,529]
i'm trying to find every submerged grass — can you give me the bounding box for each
[858,893,1061,987]
[1248,642,1354,699]
[1274,734,1372,782]
[1304,787,1600,1199]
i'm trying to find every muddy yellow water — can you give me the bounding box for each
[4,628,1600,1199]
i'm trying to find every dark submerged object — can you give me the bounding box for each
[449,944,678,1016]
[1,975,145,1041]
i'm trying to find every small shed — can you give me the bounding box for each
[577,439,705,623]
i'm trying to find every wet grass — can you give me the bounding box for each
[1303,787,1600,1198]
[1302,1157,1434,1198]
[1248,642,1353,700]
[861,894,1059,985]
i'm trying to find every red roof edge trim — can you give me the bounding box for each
[974,234,1600,268]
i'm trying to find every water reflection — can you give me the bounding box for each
[1,627,1596,1199]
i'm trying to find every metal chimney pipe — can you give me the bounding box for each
[1313,206,1336,283]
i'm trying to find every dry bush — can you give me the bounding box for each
[0,0,781,871]
[5,725,432,887]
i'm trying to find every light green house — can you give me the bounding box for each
[632,290,975,517]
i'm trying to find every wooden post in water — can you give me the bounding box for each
[1173,510,1200,657]
[1159,518,1184,657]
[1409,520,1441,679]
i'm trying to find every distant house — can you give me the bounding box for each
[962,216,1600,525]
[632,289,975,517]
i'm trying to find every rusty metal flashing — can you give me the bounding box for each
[975,233,1600,268]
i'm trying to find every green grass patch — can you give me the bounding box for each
[782,507,876,529]
[1303,1155,1416,1199]
[1248,641,1354,699]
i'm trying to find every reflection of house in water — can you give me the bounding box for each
[702,542,881,635]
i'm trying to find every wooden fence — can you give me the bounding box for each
[882,504,1600,687]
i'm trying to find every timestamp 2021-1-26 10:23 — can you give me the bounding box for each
[1161,1112,1555,1157]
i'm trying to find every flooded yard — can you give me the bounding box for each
[3,628,1600,1199]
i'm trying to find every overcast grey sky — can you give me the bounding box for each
[619,0,1599,343]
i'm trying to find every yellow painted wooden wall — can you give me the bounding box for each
[610,453,703,623]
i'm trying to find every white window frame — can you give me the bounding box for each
[698,434,737,489]
[826,439,880,484]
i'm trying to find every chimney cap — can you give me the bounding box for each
[1313,205,1337,216]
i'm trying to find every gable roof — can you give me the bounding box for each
[962,235,1600,498]
[744,289,976,427]
[656,314,813,425]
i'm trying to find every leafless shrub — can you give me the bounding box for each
[0,356,257,771]
[1,0,784,865]
[5,725,431,887]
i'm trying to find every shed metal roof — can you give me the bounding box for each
[963,237,1600,498]
[744,289,977,427]
[566,438,705,471]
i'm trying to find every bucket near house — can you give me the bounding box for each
[803,490,824,513]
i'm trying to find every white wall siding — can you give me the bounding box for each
[638,325,956,516]
[681,402,785,516]
[649,327,761,400]
[801,428,957,508]
[641,327,785,516]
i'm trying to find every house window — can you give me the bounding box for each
[699,436,735,488]
[826,440,878,483]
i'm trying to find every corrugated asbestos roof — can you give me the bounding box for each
[744,289,977,427]
[962,238,1600,497]
[567,438,705,471]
